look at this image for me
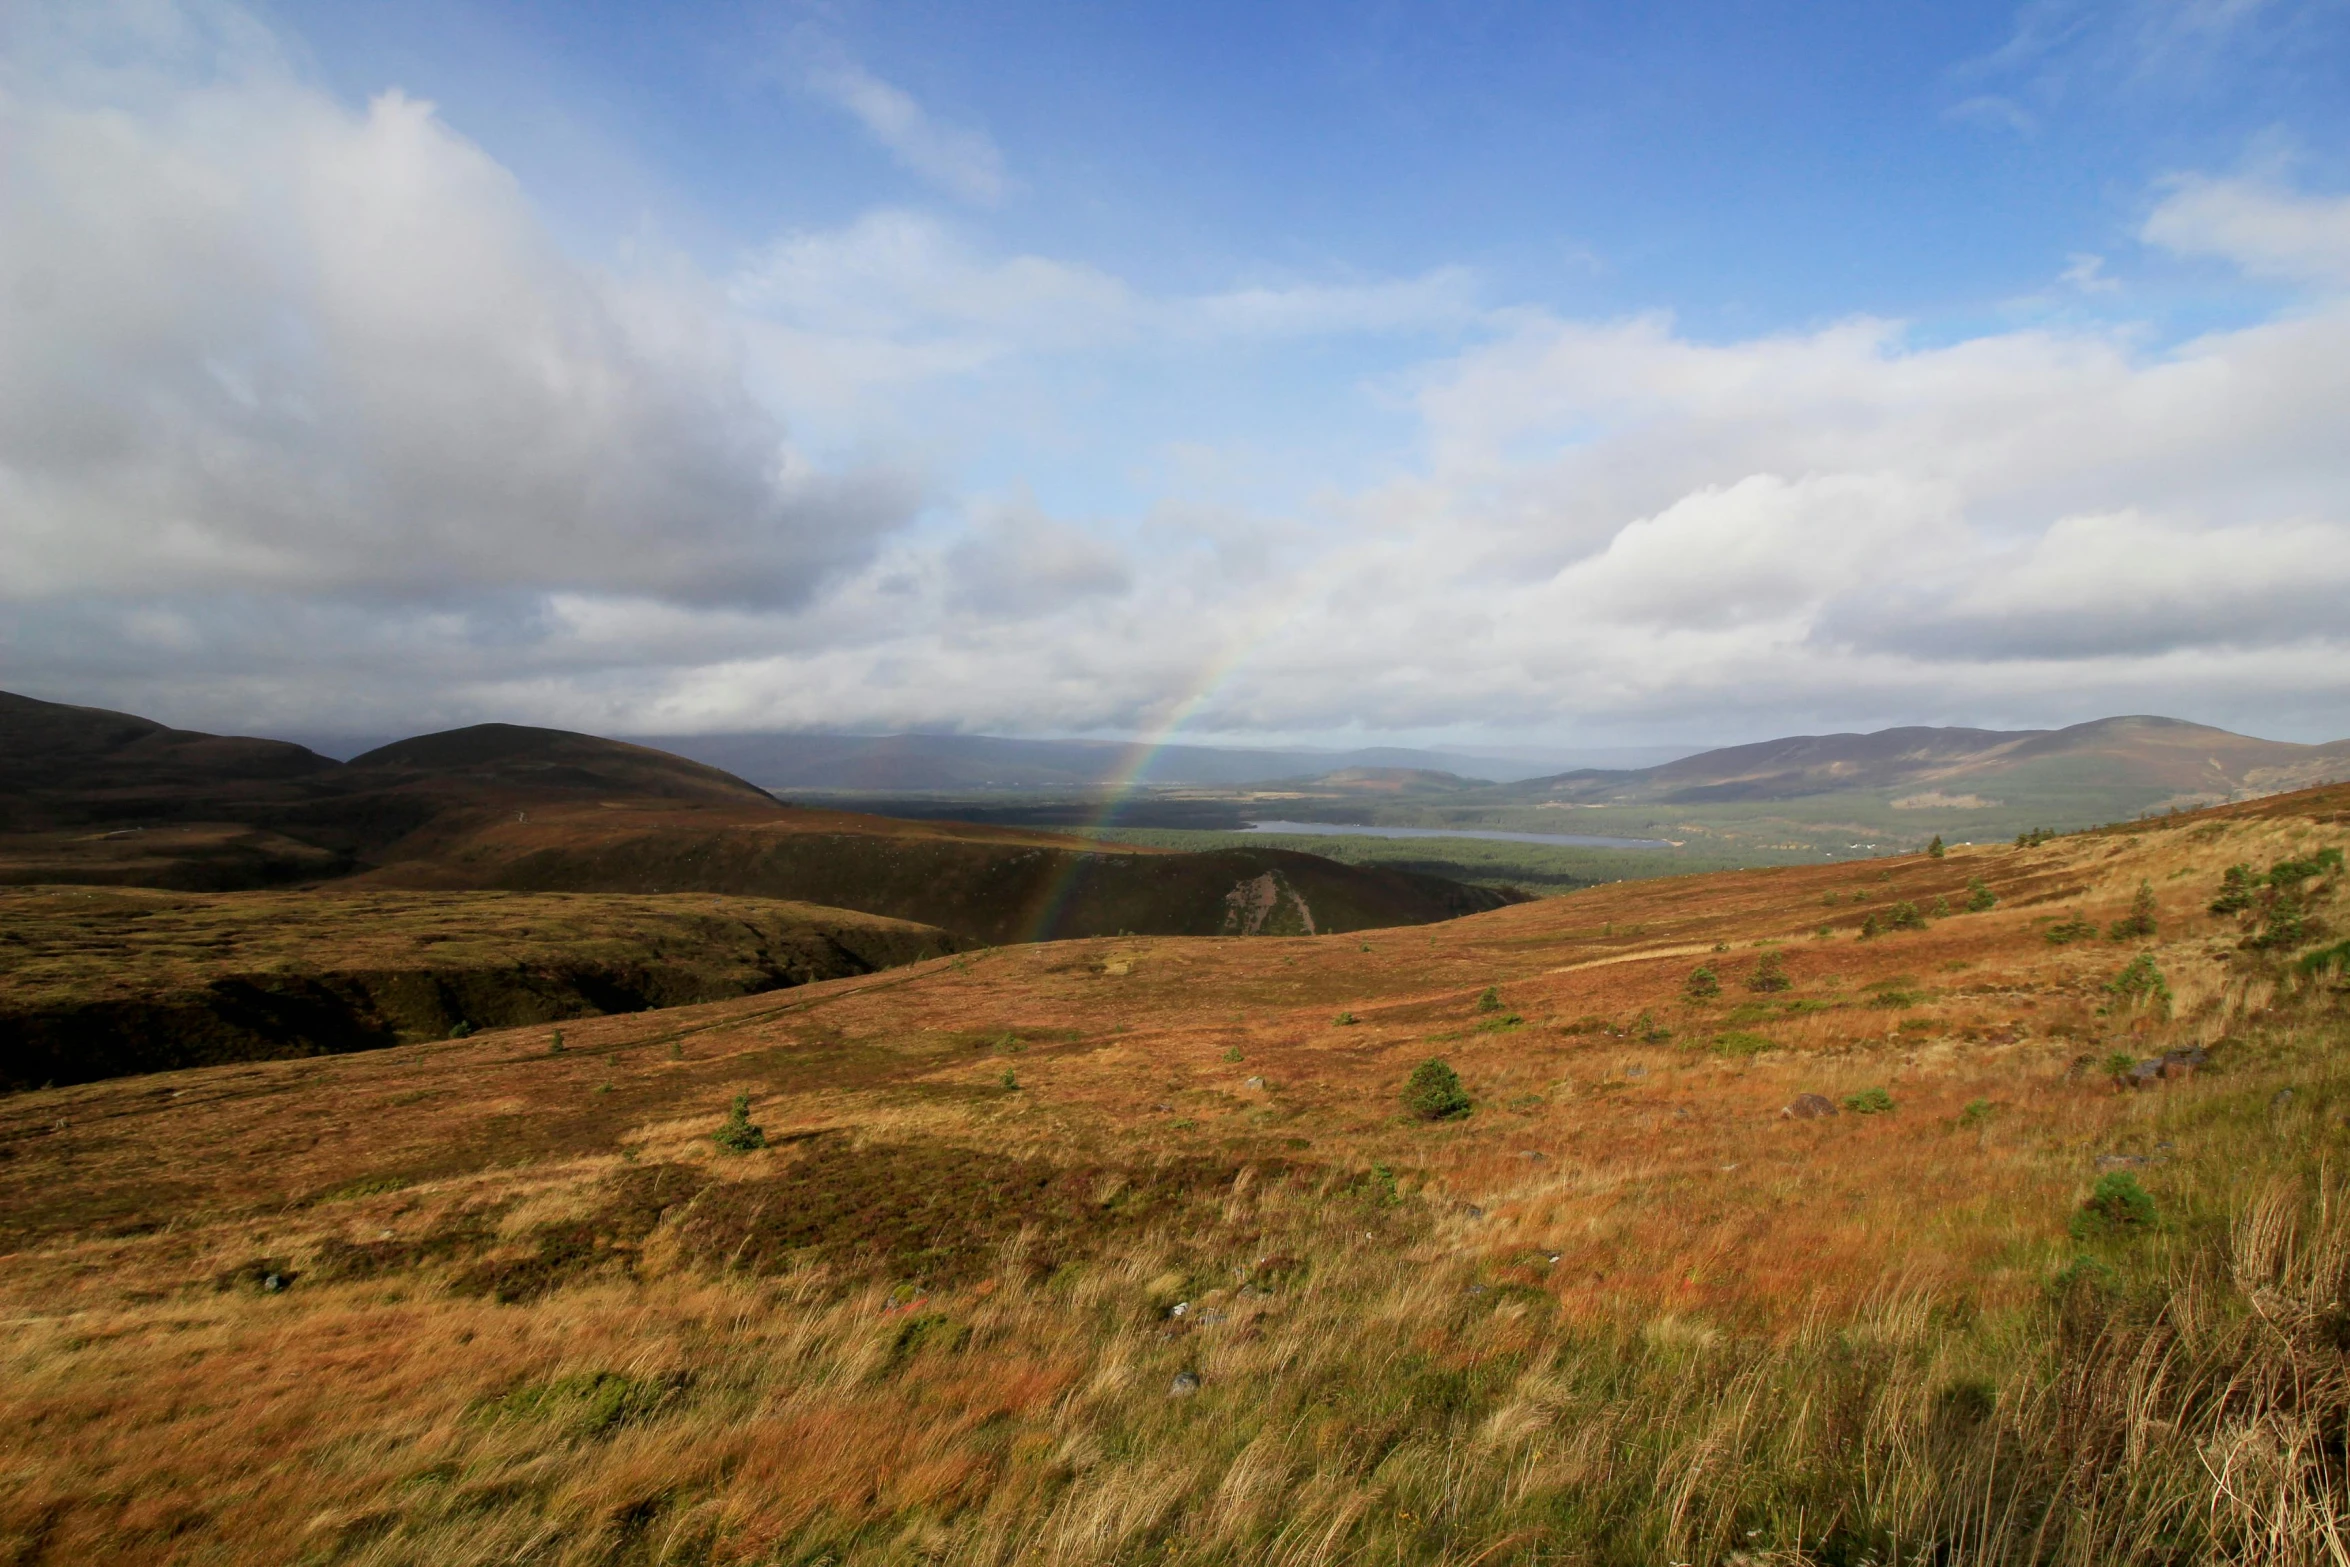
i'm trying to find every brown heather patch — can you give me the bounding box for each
[0,784,2345,1561]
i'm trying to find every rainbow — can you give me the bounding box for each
[1016,624,1282,944]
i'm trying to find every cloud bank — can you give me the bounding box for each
[4,3,2349,745]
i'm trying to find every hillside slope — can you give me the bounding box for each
[1,783,2343,1561]
[345,798,1521,943]
[0,887,962,1091]
[0,691,1514,940]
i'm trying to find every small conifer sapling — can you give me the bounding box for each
[1404,1059,1472,1120]
[712,1094,766,1153]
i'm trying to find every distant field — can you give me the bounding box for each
[1277,792,2135,860]
[1072,825,1798,892]
[804,782,2159,874]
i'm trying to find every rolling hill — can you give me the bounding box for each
[1514,714,2350,810]
[2,778,2343,1561]
[0,691,1518,942]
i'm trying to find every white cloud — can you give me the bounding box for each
[731,209,1133,348]
[2142,172,2350,283]
[7,2,2350,747]
[1945,94,2039,136]
[2060,252,2119,292]
[1187,269,1483,338]
[803,57,1008,206]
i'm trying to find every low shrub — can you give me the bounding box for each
[1746,952,1792,992]
[2071,1171,2158,1237]
[2247,891,2313,951]
[480,1371,680,1439]
[1684,965,1720,999]
[1404,1059,1471,1121]
[2108,880,2158,941]
[1843,1087,1895,1115]
[2210,863,2261,914]
[2104,953,2171,1014]
[2044,913,2098,945]
[2268,847,2344,887]
[1887,901,1929,932]
[1966,877,1997,912]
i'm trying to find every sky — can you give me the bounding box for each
[5,0,2350,750]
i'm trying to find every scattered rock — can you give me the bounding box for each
[1242,1076,1267,1091]
[2094,1153,2150,1171]
[1194,1309,1227,1326]
[1622,1065,1647,1080]
[1168,1371,1201,1398]
[1460,1204,1485,1219]
[1166,1301,1189,1318]
[1518,1150,1546,1162]
[1782,1093,1838,1121]
[2272,1088,2297,1112]
[1466,1283,1489,1296]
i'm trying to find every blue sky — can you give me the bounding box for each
[6,0,2350,747]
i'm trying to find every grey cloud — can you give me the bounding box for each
[0,47,917,612]
[944,502,1134,619]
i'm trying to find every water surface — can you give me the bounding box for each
[1242,820,1672,850]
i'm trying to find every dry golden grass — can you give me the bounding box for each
[0,786,2346,1564]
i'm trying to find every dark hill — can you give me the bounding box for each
[0,691,336,829]
[347,724,774,806]
[0,693,1514,941]
[344,799,1521,945]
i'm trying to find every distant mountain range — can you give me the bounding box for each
[1504,716,2350,809]
[610,733,1688,791]
[615,719,2350,809]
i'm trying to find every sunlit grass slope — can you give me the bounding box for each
[0,886,962,1091]
[2,786,2347,1563]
